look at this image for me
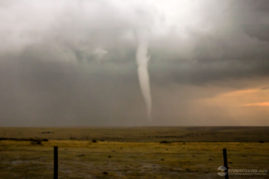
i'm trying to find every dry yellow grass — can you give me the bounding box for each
[0,140,268,178]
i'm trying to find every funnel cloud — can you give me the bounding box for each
[136,32,152,119]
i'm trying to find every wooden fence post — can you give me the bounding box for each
[54,146,58,179]
[223,148,229,179]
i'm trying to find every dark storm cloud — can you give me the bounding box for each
[0,0,269,126]
[1,0,268,80]
[244,25,269,42]
[149,0,269,85]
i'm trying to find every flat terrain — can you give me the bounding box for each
[0,127,268,178]
[0,127,268,142]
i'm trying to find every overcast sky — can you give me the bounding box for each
[0,0,269,126]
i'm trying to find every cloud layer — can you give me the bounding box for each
[0,0,269,126]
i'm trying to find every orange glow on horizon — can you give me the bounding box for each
[202,87,269,108]
[222,89,260,97]
[244,102,269,107]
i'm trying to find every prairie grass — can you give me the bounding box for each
[0,139,268,178]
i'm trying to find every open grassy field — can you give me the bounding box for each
[0,127,268,142]
[0,127,268,178]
